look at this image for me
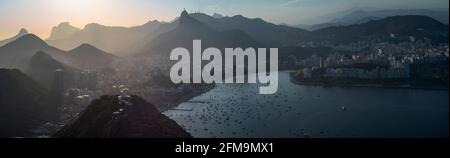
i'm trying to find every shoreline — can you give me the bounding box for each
[160,70,448,113]
[158,84,215,112]
[290,79,449,91]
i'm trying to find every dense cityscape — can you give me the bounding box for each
[0,0,448,139]
[291,40,449,88]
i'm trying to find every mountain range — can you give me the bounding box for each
[188,13,309,47]
[136,12,448,68]
[0,34,116,71]
[0,28,29,47]
[135,11,310,48]
[47,22,81,41]
[136,10,262,70]
[46,21,162,55]
[296,8,449,30]
[0,11,447,71]
[0,9,448,138]
[312,15,449,44]
[0,34,66,69]
[136,11,449,58]
[43,11,312,57]
[7,10,443,59]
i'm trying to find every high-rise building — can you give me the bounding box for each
[52,69,65,95]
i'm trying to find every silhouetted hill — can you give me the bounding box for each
[137,11,261,69]
[0,34,112,70]
[47,22,81,41]
[331,9,449,25]
[313,15,449,44]
[298,8,449,30]
[46,21,162,55]
[27,51,64,85]
[0,69,58,137]
[0,28,28,47]
[189,13,310,47]
[53,95,192,138]
[0,34,66,69]
[66,44,117,69]
[126,21,178,54]
[131,12,310,55]
[26,51,75,90]
[2,34,48,50]
[304,15,382,31]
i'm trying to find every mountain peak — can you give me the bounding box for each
[48,22,80,41]
[18,28,28,35]
[0,28,30,47]
[69,43,106,54]
[181,10,189,18]
[58,22,72,27]
[212,13,225,19]
[232,15,245,18]
[76,43,97,50]
[84,23,103,30]
[178,10,207,29]
[179,10,191,23]
[30,51,64,67]
[66,43,116,69]
[145,20,160,25]
[9,34,47,47]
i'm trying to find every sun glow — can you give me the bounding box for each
[47,0,111,18]
[50,0,99,8]
[44,0,117,29]
[0,0,182,39]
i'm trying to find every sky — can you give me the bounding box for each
[0,0,449,40]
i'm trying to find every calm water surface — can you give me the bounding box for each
[163,72,449,138]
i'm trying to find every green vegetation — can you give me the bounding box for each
[53,95,192,138]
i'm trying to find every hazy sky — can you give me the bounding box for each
[0,0,448,39]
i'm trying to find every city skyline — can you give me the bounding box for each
[0,0,449,39]
[0,0,448,140]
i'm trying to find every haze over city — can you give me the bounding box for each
[0,0,448,139]
[0,0,448,39]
